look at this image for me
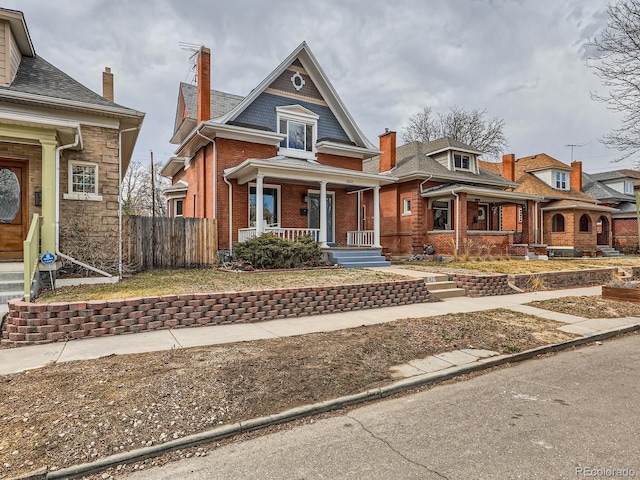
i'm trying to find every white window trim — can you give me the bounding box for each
[624,180,633,194]
[276,106,319,161]
[249,182,281,228]
[402,197,412,216]
[554,171,568,191]
[453,152,472,172]
[64,160,103,201]
[174,199,183,217]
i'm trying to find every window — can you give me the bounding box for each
[249,184,280,227]
[276,106,319,160]
[579,214,592,232]
[175,199,183,217]
[64,161,102,201]
[402,198,411,216]
[624,180,633,194]
[454,154,470,170]
[555,172,567,190]
[551,214,565,232]
[433,201,450,230]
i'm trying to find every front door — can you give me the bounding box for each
[0,160,29,260]
[308,191,335,243]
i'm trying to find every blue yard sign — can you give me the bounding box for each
[41,252,56,265]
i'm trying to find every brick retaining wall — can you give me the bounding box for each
[2,280,435,346]
[449,273,512,297]
[508,267,617,290]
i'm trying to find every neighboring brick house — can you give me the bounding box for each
[0,8,144,298]
[585,169,640,252]
[361,132,543,257]
[161,42,394,255]
[480,154,617,257]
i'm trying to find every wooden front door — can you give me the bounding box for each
[0,160,29,260]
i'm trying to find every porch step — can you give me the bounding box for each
[326,248,390,269]
[0,263,24,308]
[425,280,458,291]
[429,287,466,300]
[597,246,624,257]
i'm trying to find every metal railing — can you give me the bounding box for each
[23,214,40,302]
[347,230,374,247]
[238,227,321,243]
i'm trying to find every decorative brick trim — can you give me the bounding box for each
[2,280,436,346]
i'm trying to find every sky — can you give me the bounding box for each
[4,0,635,174]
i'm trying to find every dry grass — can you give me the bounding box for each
[398,257,640,275]
[527,295,640,319]
[0,309,576,478]
[36,268,410,303]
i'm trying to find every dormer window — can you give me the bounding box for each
[276,105,318,161]
[454,153,470,170]
[624,180,633,194]
[555,171,567,190]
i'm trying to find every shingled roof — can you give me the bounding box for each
[363,140,514,188]
[0,55,140,114]
[582,172,635,203]
[179,82,244,120]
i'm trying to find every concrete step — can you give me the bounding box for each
[424,280,458,291]
[0,280,23,291]
[339,260,391,269]
[0,262,23,273]
[423,273,449,283]
[0,291,23,304]
[429,288,466,300]
[0,271,23,282]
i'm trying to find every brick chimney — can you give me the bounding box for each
[379,129,396,173]
[571,161,582,191]
[197,46,211,123]
[102,67,114,101]
[502,153,515,181]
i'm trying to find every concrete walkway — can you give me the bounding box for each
[2,285,638,375]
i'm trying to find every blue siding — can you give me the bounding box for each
[235,92,351,142]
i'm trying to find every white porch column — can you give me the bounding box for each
[373,186,381,248]
[256,174,265,235]
[319,180,328,246]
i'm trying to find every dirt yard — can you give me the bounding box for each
[0,309,575,478]
[527,295,640,318]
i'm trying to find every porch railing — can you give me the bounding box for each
[23,214,40,302]
[238,227,321,243]
[347,230,374,247]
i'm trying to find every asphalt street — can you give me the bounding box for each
[124,333,640,480]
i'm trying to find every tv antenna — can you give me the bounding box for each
[179,42,201,84]
[565,143,584,162]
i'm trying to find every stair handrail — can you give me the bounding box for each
[23,214,40,302]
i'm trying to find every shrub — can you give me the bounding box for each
[234,233,324,269]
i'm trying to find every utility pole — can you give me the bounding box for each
[150,150,156,217]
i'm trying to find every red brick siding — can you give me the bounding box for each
[612,218,639,251]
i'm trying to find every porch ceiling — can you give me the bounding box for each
[420,183,543,205]
[225,156,397,189]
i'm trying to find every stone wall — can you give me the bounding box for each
[2,279,435,346]
[508,267,617,290]
[449,273,512,296]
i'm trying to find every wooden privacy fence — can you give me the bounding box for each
[124,216,218,271]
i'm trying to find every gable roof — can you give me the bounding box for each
[363,141,516,188]
[517,153,573,172]
[420,137,484,156]
[215,41,375,150]
[582,172,635,203]
[591,169,640,182]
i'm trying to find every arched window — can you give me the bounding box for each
[551,214,565,232]
[579,214,592,232]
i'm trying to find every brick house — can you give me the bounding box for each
[0,8,144,301]
[584,169,640,252]
[162,42,394,264]
[481,154,618,257]
[360,132,543,257]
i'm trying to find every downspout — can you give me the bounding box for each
[118,126,140,280]
[534,200,539,244]
[418,175,433,194]
[223,174,233,254]
[55,133,113,278]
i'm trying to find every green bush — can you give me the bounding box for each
[234,233,324,269]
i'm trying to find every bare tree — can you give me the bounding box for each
[588,0,640,161]
[121,160,169,216]
[402,106,508,160]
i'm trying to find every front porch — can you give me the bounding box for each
[238,226,376,247]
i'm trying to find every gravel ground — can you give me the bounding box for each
[0,309,575,479]
[526,295,640,318]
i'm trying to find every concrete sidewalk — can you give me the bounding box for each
[0,285,632,375]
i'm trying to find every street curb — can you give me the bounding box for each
[20,322,640,480]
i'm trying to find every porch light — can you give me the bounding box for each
[34,190,42,207]
[302,194,308,203]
